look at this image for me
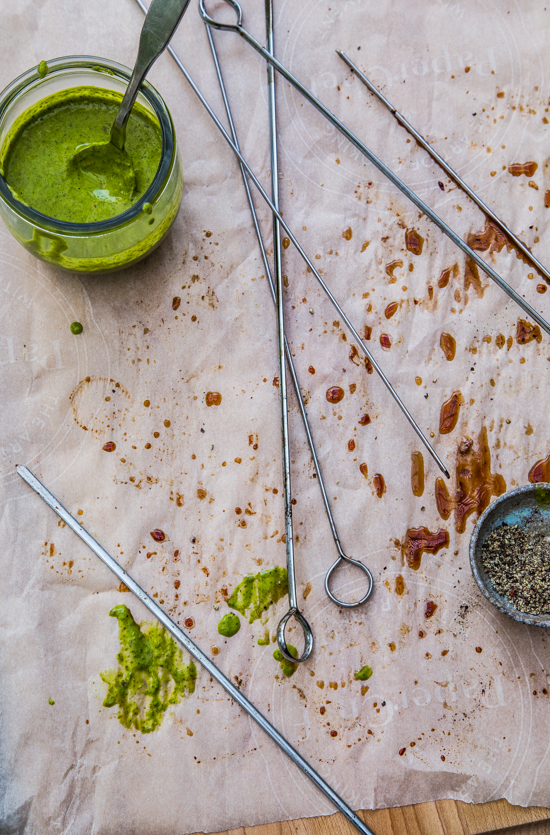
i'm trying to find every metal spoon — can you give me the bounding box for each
[71,0,192,204]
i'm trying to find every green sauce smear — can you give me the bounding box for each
[354,665,373,681]
[217,612,240,637]
[273,645,297,677]
[535,487,550,508]
[100,604,196,734]
[48,697,55,705]
[0,86,162,223]
[228,567,288,624]
[257,630,270,646]
[37,61,48,79]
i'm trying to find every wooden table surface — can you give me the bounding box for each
[205,799,550,835]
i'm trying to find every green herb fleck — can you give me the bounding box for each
[37,61,48,79]
[354,665,373,681]
[273,645,297,677]
[228,567,288,623]
[48,697,55,705]
[217,612,240,637]
[100,604,196,733]
[70,321,83,335]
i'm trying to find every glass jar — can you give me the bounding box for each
[0,56,183,274]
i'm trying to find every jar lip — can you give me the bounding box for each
[0,56,174,233]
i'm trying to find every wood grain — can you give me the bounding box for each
[200,799,550,835]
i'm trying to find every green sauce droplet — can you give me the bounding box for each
[535,487,550,508]
[48,697,55,705]
[38,61,48,79]
[217,613,240,637]
[100,604,196,733]
[354,665,373,681]
[273,645,297,677]
[257,629,270,646]
[228,567,288,623]
[142,202,153,215]
[70,321,83,334]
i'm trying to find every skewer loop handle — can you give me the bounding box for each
[199,0,242,31]
[325,557,374,609]
[277,607,314,663]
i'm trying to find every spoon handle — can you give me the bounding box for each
[111,0,192,148]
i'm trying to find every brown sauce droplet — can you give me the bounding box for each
[508,161,538,177]
[184,617,195,629]
[529,453,550,483]
[395,574,405,595]
[402,527,449,570]
[380,334,391,349]
[385,302,398,319]
[359,463,368,479]
[399,747,406,756]
[282,237,290,249]
[150,529,166,542]
[435,427,506,533]
[516,318,542,344]
[326,386,344,403]
[439,391,463,434]
[197,488,207,499]
[102,441,116,452]
[411,451,425,497]
[373,474,385,498]
[440,333,456,361]
[206,391,222,406]
[359,414,371,426]
[496,334,505,349]
[385,260,403,282]
[349,345,359,365]
[537,284,547,294]
[364,357,374,374]
[545,190,550,209]
[425,600,438,618]
[405,229,424,255]
[438,267,453,288]
[308,365,315,374]
[348,439,356,451]
[342,227,352,240]
[475,646,482,653]
[172,296,181,311]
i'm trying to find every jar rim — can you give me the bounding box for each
[0,56,174,233]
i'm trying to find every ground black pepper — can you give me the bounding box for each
[480,523,550,615]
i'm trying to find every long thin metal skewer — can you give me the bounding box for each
[204,25,373,609]
[265,0,312,662]
[337,50,550,286]
[133,0,449,479]
[16,465,376,835]
[198,0,550,338]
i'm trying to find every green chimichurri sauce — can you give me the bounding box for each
[228,567,288,624]
[273,645,297,677]
[100,604,196,734]
[217,612,241,637]
[354,665,373,681]
[0,86,162,223]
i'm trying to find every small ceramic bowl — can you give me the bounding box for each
[470,483,550,627]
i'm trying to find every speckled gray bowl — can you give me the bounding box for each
[469,483,550,627]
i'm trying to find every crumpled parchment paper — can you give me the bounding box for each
[2,0,550,833]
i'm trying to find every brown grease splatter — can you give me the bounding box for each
[402,528,449,570]
[359,414,371,426]
[440,333,456,361]
[411,451,424,497]
[172,296,181,311]
[343,227,353,240]
[545,191,550,209]
[405,229,424,255]
[385,302,398,319]
[425,600,438,618]
[385,260,403,282]
[206,391,222,406]
[380,334,392,349]
[102,441,116,452]
[435,428,506,533]
[395,575,405,595]
[359,463,368,479]
[439,391,463,434]
[326,386,344,403]
[516,318,542,344]
[438,266,454,288]
[150,529,166,542]
[508,161,538,177]
[529,453,550,483]
[373,474,385,498]
[348,439,356,451]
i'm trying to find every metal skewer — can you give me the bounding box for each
[337,49,550,286]
[266,0,313,662]
[204,24,373,610]
[16,465,377,835]
[132,0,450,480]
[198,0,550,338]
